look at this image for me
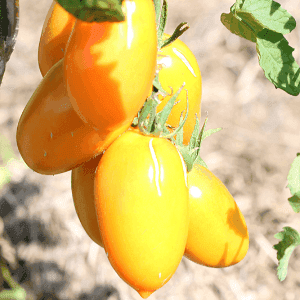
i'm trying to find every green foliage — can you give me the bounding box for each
[256,29,300,96]
[0,262,26,300]
[221,0,300,96]
[273,227,300,281]
[56,0,124,23]
[175,117,222,172]
[272,154,300,281]
[288,192,300,213]
[287,154,300,195]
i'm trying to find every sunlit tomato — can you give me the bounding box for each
[16,59,130,175]
[38,1,75,76]
[185,164,249,267]
[157,34,202,144]
[94,130,189,298]
[64,0,157,132]
[71,155,103,247]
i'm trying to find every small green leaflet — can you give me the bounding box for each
[273,227,300,281]
[221,0,300,96]
[288,192,300,213]
[56,0,124,23]
[256,29,300,96]
[221,11,259,43]
[235,0,296,35]
[287,154,300,196]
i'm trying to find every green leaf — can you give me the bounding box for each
[56,0,125,23]
[256,29,300,96]
[288,191,300,213]
[287,155,300,196]
[221,11,258,43]
[273,227,300,281]
[238,0,296,35]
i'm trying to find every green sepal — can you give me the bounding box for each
[153,83,185,135]
[56,0,125,23]
[174,116,222,172]
[160,22,190,49]
[137,83,188,139]
[153,74,167,95]
[157,0,168,48]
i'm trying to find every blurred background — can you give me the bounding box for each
[0,0,300,299]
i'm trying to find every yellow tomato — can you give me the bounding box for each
[185,164,249,267]
[94,130,189,298]
[157,34,202,144]
[38,1,75,76]
[71,155,103,247]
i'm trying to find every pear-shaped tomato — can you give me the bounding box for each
[38,1,75,76]
[64,0,157,132]
[94,130,189,298]
[185,164,249,267]
[157,34,202,144]
[71,155,103,247]
[16,59,130,175]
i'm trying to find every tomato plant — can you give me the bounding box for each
[64,0,157,132]
[156,33,202,144]
[38,1,75,76]
[16,59,130,175]
[93,129,189,298]
[71,155,103,247]
[185,164,249,267]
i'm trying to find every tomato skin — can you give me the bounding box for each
[16,59,130,175]
[157,34,202,144]
[185,164,249,267]
[71,155,103,247]
[64,0,157,132]
[94,130,189,298]
[38,1,75,76]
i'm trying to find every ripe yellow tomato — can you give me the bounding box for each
[94,130,189,298]
[38,1,75,76]
[71,155,103,247]
[157,34,202,144]
[64,0,157,132]
[16,59,130,175]
[185,164,249,267]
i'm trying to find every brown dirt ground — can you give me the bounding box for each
[1,0,300,299]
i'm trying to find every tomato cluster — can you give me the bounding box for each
[16,0,249,298]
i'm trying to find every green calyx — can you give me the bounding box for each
[153,0,190,49]
[174,116,222,172]
[56,0,125,23]
[132,84,188,139]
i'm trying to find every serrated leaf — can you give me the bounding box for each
[273,227,300,281]
[56,0,124,23]
[256,29,300,96]
[287,155,300,196]
[238,0,296,35]
[288,191,300,213]
[221,12,257,43]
